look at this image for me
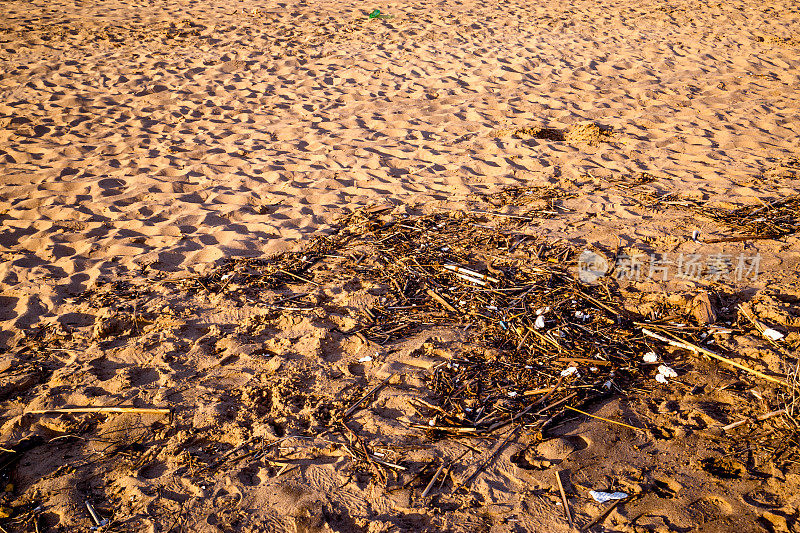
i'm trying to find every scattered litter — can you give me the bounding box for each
[358,356,373,363]
[534,315,546,329]
[643,351,658,363]
[589,490,628,503]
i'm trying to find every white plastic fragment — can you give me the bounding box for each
[655,373,669,384]
[358,356,373,363]
[534,315,546,329]
[589,490,628,503]
[643,351,658,363]
[560,366,579,378]
[508,391,518,398]
[763,328,785,341]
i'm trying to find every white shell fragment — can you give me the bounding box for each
[658,365,678,379]
[763,328,785,341]
[589,490,628,503]
[655,364,678,383]
[560,366,579,377]
[643,352,658,363]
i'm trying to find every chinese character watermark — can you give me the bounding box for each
[578,251,760,284]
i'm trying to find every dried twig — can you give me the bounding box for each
[342,374,396,420]
[454,425,523,493]
[25,407,171,415]
[564,406,643,432]
[555,470,574,528]
[721,408,787,432]
[420,462,445,498]
[581,497,626,532]
[426,289,458,313]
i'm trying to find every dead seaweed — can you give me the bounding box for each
[203,207,654,442]
[701,194,800,240]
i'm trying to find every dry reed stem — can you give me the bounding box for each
[564,406,643,432]
[555,470,574,528]
[25,407,171,415]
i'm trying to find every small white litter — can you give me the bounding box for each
[560,366,579,378]
[358,356,373,363]
[589,490,628,503]
[763,328,785,341]
[534,315,546,329]
[643,351,658,363]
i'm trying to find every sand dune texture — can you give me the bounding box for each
[1,0,800,530]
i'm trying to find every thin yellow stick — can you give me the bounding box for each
[565,406,643,432]
[25,407,171,415]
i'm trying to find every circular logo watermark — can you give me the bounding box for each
[577,250,609,284]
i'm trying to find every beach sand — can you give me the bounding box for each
[1,0,800,530]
